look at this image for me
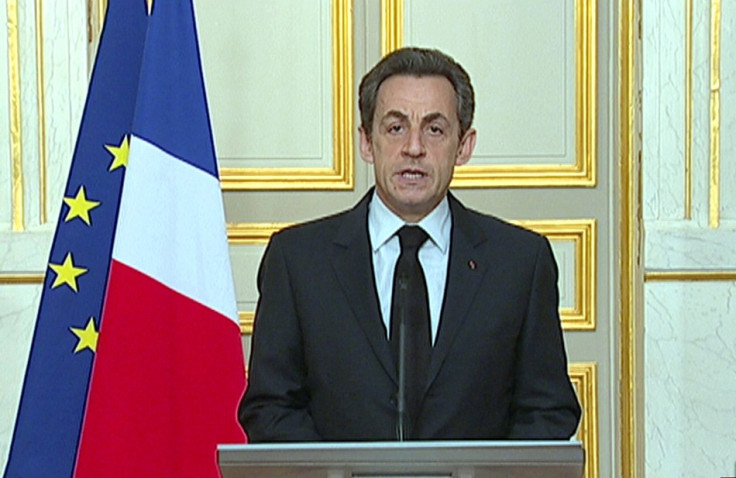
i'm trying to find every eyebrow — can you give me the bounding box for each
[421,112,450,126]
[380,110,451,125]
[381,110,409,123]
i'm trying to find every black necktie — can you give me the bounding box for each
[389,225,431,439]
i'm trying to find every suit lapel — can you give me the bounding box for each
[330,193,397,384]
[426,195,489,389]
[327,192,492,390]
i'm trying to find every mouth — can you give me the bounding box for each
[397,168,427,181]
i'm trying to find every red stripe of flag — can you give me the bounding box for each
[75,260,245,477]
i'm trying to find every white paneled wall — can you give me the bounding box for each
[643,0,736,475]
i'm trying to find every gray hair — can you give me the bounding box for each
[358,47,475,138]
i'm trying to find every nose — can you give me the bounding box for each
[402,127,425,159]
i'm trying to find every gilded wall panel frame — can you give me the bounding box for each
[381,0,597,188]
[569,362,599,478]
[218,0,353,191]
[89,0,354,191]
[5,0,52,229]
[517,219,597,330]
[229,223,283,334]
[228,219,595,333]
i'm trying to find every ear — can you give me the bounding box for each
[455,128,477,166]
[358,127,375,164]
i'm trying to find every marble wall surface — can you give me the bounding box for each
[645,282,736,476]
[643,0,736,476]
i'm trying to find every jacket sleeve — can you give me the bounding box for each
[238,233,322,442]
[507,237,582,439]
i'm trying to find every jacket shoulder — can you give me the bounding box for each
[453,199,547,248]
[269,205,361,247]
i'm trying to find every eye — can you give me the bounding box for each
[427,124,444,135]
[387,123,404,134]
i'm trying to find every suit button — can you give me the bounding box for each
[389,394,397,407]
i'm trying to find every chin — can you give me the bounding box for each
[396,196,429,209]
[399,200,434,217]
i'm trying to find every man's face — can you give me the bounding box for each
[359,75,476,223]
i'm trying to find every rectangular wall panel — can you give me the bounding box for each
[644,0,736,265]
[390,0,596,187]
[197,1,330,167]
[195,0,354,190]
[405,1,569,162]
[645,282,736,476]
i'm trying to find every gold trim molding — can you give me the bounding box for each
[228,223,287,335]
[239,311,254,335]
[88,0,107,73]
[381,1,597,187]
[619,0,644,476]
[645,270,736,282]
[685,0,693,219]
[98,0,107,27]
[573,0,597,187]
[380,0,403,55]
[8,0,24,231]
[518,220,597,330]
[228,222,291,245]
[709,0,721,228]
[569,362,599,478]
[0,273,45,284]
[36,0,47,224]
[218,0,354,191]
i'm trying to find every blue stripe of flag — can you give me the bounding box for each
[132,1,219,178]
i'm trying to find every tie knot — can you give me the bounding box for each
[397,225,428,251]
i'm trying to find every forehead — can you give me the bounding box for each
[374,75,457,119]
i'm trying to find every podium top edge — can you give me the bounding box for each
[218,440,583,452]
[217,441,585,469]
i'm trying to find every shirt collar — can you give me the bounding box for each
[368,191,451,254]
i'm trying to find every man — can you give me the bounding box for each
[239,47,581,441]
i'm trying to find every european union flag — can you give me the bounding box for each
[3,2,148,476]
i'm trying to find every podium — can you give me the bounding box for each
[218,441,584,478]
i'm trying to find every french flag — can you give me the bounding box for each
[74,138,247,474]
[4,1,246,476]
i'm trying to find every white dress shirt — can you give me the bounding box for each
[368,191,451,345]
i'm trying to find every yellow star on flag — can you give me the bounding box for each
[70,317,99,353]
[48,252,88,292]
[62,185,101,225]
[146,0,154,15]
[105,135,130,171]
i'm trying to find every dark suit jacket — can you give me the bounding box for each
[239,191,581,441]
